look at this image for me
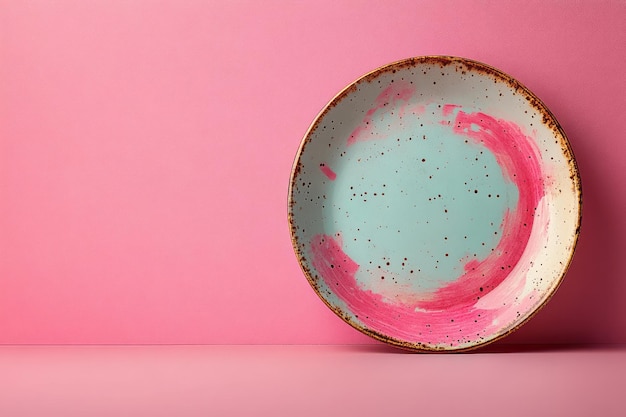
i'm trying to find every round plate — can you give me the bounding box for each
[288,56,581,352]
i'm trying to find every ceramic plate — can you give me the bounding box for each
[288,56,581,351]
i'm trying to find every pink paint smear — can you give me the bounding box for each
[319,163,336,180]
[347,81,415,146]
[418,111,545,310]
[310,111,546,346]
[311,234,494,346]
[442,104,460,116]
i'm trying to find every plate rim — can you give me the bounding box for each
[288,55,582,352]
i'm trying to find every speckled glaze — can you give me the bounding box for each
[288,56,581,352]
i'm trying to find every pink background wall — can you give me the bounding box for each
[0,0,624,345]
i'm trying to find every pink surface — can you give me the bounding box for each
[0,345,624,416]
[0,1,625,344]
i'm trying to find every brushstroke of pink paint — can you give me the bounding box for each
[416,111,545,310]
[478,189,550,331]
[347,81,415,146]
[442,104,460,116]
[319,163,336,180]
[310,234,495,345]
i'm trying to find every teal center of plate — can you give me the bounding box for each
[321,107,518,293]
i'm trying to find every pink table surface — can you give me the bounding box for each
[1,345,625,416]
[1,0,625,345]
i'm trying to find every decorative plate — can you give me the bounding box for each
[288,56,581,352]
